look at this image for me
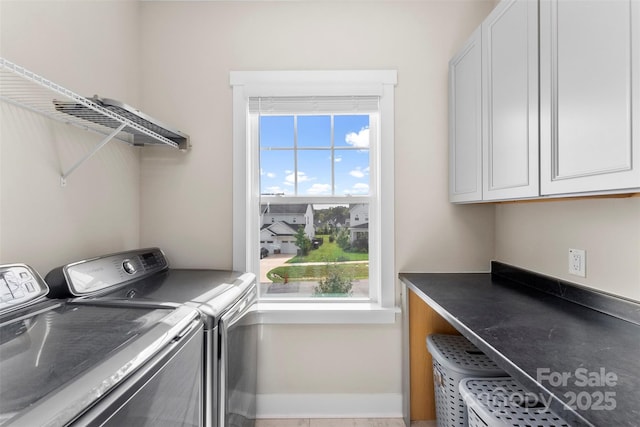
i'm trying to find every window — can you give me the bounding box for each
[231,71,396,309]
[255,102,377,299]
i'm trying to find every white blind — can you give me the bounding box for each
[248,96,380,115]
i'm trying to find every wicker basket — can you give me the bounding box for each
[426,334,507,427]
[459,377,570,427]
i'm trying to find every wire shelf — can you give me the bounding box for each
[0,57,190,184]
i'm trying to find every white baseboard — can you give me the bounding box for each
[256,393,402,419]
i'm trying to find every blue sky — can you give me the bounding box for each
[259,114,370,196]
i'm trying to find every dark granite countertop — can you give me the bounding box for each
[400,265,640,427]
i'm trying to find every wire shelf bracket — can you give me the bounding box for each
[60,123,127,187]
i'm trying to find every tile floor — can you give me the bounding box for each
[255,420,436,427]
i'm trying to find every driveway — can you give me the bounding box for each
[259,253,294,283]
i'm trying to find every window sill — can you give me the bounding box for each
[252,302,400,324]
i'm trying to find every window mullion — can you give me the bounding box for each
[293,115,298,195]
[331,114,335,196]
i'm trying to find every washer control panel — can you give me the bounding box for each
[63,248,169,296]
[0,264,49,313]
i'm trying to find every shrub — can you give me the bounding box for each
[350,237,369,253]
[313,263,353,296]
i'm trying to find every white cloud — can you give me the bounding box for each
[284,171,313,186]
[335,155,342,163]
[261,168,276,179]
[349,167,367,178]
[344,183,369,195]
[345,127,370,148]
[306,183,332,195]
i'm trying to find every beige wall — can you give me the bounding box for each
[496,197,640,302]
[138,0,496,415]
[137,0,497,272]
[258,323,401,394]
[0,0,142,274]
[5,0,637,419]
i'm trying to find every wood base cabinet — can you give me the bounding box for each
[407,288,459,421]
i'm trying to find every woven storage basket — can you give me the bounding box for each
[459,377,570,427]
[426,334,507,427]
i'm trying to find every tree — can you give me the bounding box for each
[335,227,351,251]
[315,205,350,230]
[294,226,312,256]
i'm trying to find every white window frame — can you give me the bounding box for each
[230,70,397,323]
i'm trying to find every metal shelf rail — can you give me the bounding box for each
[0,57,189,186]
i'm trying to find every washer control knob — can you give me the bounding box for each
[122,259,136,275]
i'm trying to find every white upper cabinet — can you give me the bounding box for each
[449,28,482,203]
[482,0,539,200]
[540,0,640,195]
[448,0,639,203]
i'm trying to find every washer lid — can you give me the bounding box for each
[0,302,199,427]
[76,269,255,327]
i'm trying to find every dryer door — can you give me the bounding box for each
[218,284,258,427]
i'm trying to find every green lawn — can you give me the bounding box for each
[286,235,369,264]
[267,262,369,283]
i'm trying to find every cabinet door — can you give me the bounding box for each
[540,0,640,195]
[482,0,539,200]
[449,28,482,203]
